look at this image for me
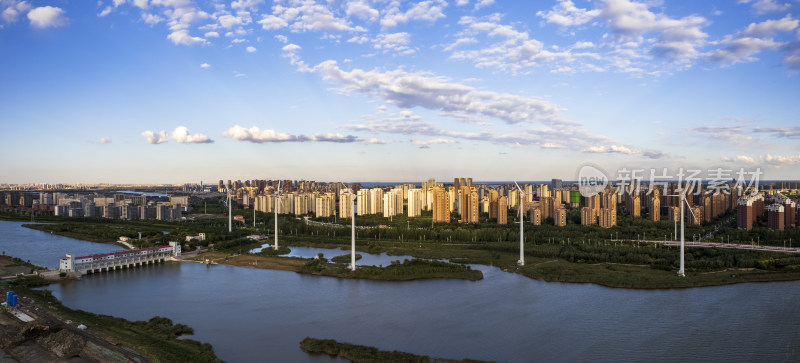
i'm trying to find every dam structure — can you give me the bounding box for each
[59,242,181,275]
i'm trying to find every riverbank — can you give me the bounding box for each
[300,337,494,362]
[0,275,220,362]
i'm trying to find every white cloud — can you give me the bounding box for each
[2,1,32,24]
[99,137,112,144]
[691,126,753,143]
[450,16,598,73]
[739,0,791,14]
[341,109,653,156]
[373,32,414,55]
[218,13,249,28]
[141,13,163,25]
[274,34,288,43]
[346,0,378,22]
[763,154,800,165]
[537,0,600,27]
[231,0,263,11]
[742,15,798,36]
[411,138,456,146]
[381,0,446,28]
[706,15,798,65]
[98,6,113,17]
[456,0,469,6]
[474,0,494,11]
[601,0,708,62]
[706,36,781,64]
[167,29,207,45]
[362,138,386,145]
[573,41,595,49]
[27,6,67,28]
[222,125,378,144]
[259,0,365,33]
[171,126,213,143]
[348,35,369,44]
[205,31,219,38]
[311,58,569,126]
[200,62,211,68]
[721,155,756,163]
[246,45,257,52]
[752,126,800,138]
[582,145,636,154]
[141,130,168,144]
[782,35,800,69]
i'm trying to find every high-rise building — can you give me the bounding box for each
[315,193,335,218]
[459,186,479,223]
[628,195,641,217]
[689,206,702,225]
[554,208,567,227]
[408,189,422,217]
[540,197,553,220]
[767,204,785,230]
[737,198,754,230]
[581,207,595,225]
[339,191,352,218]
[432,187,450,223]
[668,206,680,222]
[538,184,549,198]
[489,190,499,220]
[649,195,661,221]
[552,179,563,189]
[497,196,508,225]
[529,207,541,226]
[599,208,616,228]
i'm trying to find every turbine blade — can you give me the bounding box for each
[684,198,696,219]
[514,181,522,192]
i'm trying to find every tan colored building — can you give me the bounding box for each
[432,186,450,223]
[529,207,541,226]
[581,207,595,225]
[554,207,567,227]
[599,207,616,228]
[497,196,508,225]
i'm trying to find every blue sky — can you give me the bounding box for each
[1,0,799,184]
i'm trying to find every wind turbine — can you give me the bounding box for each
[514,181,525,266]
[274,181,281,250]
[667,185,696,277]
[343,183,357,271]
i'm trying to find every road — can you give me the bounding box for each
[636,239,800,254]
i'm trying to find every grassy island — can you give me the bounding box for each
[331,253,362,263]
[300,337,493,363]
[299,258,483,281]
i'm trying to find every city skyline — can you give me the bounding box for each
[2,0,799,184]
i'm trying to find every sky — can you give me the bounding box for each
[1,0,799,184]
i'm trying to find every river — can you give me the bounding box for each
[2,220,799,362]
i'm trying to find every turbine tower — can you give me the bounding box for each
[346,184,357,271]
[274,181,281,250]
[667,185,696,277]
[228,190,232,233]
[514,181,525,266]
